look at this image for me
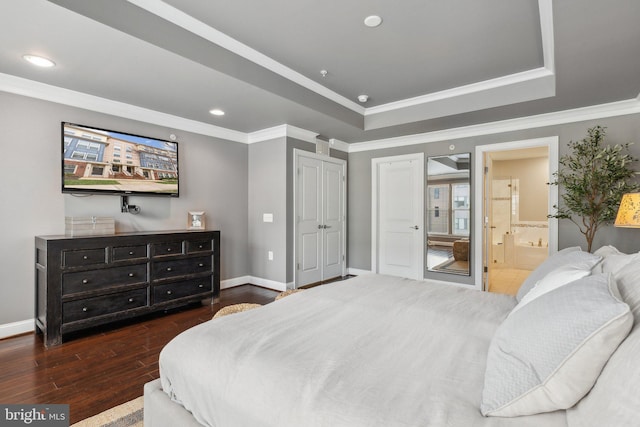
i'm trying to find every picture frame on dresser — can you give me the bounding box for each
[34,230,220,347]
[188,211,205,230]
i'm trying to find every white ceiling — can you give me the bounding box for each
[1,0,639,145]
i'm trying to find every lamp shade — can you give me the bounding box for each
[614,193,640,228]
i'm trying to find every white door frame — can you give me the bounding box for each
[371,153,424,278]
[293,149,347,287]
[473,136,559,291]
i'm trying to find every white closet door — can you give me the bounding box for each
[295,152,346,287]
[322,161,344,280]
[297,156,323,286]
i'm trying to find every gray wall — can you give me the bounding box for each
[248,137,348,286]
[348,113,640,284]
[248,137,288,284]
[0,91,249,325]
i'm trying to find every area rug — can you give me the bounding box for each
[71,396,143,427]
[433,258,469,274]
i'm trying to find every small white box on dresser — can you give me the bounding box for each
[65,216,115,236]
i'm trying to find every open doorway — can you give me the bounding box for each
[474,138,559,294]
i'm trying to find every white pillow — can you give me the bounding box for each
[592,245,640,276]
[567,259,640,425]
[481,273,633,417]
[510,265,591,315]
[515,247,601,301]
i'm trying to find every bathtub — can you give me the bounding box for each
[515,243,547,270]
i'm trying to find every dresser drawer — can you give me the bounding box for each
[151,241,183,257]
[186,238,212,254]
[152,256,212,280]
[153,278,212,304]
[62,264,147,296]
[112,245,148,261]
[62,248,106,267]
[63,288,148,323]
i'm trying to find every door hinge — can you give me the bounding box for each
[484,266,488,273]
[297,263,300,270]
[484,166,489,174]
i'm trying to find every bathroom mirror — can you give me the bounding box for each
[426,153,471,276]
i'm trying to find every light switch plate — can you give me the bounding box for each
[263,213,273,223]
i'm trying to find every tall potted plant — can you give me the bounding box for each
[549,126,639,252]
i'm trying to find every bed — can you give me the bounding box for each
[144,245,640,427]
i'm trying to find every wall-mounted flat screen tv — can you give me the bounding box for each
[62,122,179,197]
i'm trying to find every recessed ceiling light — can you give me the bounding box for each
[209,109,225,116]
[23,54,56,68]
[364,15,383,28]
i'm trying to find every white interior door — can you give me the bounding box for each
[373,154,424,280]
[297,156,322,286]
[322,161,344,280]
[295,151,346,287]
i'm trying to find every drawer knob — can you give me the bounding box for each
[82,279,89,284]
[198,263,204,267]
[128,298,134,303]
[83,255,88,260]
[198,245,203,249]
[198,284,204,288]
[167,248,172,252]
[166,267,172,272]
[129,251,134,255]
[82,307,88,312]
[128,273,134,277]
[166,290,172,295]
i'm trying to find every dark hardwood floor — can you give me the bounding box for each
[0,285,279,424]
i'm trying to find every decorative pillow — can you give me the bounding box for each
[592,245,640,276]
[566,259,640,426]
[510,265,591,315]
[481,274,633,417]
[515,247,600,301]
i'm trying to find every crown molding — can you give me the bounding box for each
[247,124,318,144]
[0,72,248,143]
[128,0,555,128]
[348,98,640,153]
[3,71,638,156]
[329,138,350,152]
[127,0,364,114]
[365,67,555,123]
[0,71,348,150]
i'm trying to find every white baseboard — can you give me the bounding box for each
[221,275,252,289]
[221,275,288,292]
[348,268,373,276]
[247,276,288,292]
[0,319,34,340]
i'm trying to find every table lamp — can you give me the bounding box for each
[614,193,640,228]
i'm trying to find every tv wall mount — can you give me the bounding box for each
[120,195,141,214]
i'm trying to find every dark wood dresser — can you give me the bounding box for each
[35,230,220,347]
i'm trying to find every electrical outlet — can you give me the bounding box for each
[268,251,273,261]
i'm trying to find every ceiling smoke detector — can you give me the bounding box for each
[358,94,369,103]
[364,15,383,28]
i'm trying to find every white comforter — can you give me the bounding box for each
[159,274,568,427]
